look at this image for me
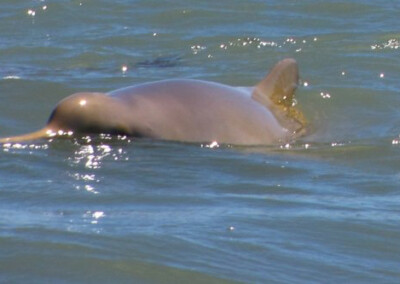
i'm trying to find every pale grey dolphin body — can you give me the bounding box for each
[0,58,306,145]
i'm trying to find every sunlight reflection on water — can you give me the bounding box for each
[66,134,131,194]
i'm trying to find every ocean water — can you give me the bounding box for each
[1,1,400,283]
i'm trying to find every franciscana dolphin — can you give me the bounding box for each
[0,58,307,145]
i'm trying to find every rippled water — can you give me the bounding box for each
[1,1,400,283]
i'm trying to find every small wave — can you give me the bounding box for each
[2,75,21,80]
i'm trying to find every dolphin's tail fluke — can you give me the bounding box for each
[0,127,52,144]
[252,58,307,136]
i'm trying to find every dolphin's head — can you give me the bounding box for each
[47,92,132,136]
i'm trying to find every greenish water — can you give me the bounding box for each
[1,1,400,283]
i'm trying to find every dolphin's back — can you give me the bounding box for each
[109,79,287,145]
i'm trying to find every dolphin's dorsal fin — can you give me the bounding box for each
[252,58,307,136]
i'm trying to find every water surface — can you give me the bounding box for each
[1,1,400,283]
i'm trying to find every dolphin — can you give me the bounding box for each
[0,58,307,145]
